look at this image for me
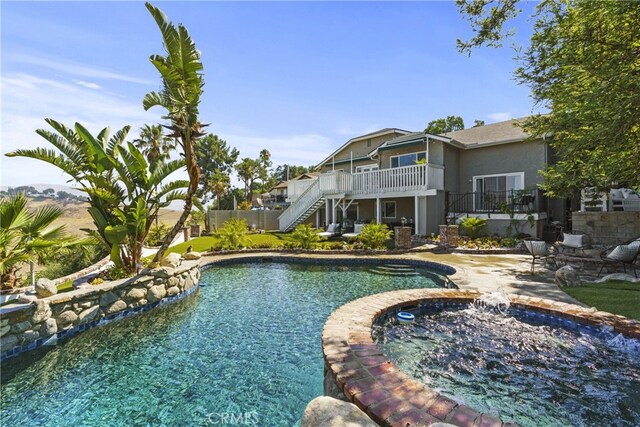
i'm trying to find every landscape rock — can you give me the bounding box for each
[124,287,147,302]
[17,294,38,304]
[35,278,58,298]
[11,321,31,334]
[1,325,11,337]
[183,251,201,260]
[31,300,52,324]
[160,252,181,268]
[21,330,39,344]
[104,300,127,315]
[148,267,175,279]
[77,306,100,324]
[167,276,179,288]
[42,318,58,336]
[555,265,582,287]
[56,310,78,329]
[594,273,640,283]
[301,397,377,427]
[166,286,180,297]
[99,291,119,307]
[1,334,18,350]
[147,285,167,303]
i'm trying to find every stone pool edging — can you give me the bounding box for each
[0,261,201,362]
[321,288,640,427]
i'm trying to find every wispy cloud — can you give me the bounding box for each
[1,73,159,187]
[9,53,153,85]
[73,80,101,90]
[487,112,513,122]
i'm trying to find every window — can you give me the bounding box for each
[390,152,426,168]
[382,201,396,218]
[355,164,379,173]
[473,172,524,193]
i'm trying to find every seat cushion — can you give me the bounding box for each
[561,233,584,248]
[607,241,640,262]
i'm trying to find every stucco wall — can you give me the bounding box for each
[457,140,546,193]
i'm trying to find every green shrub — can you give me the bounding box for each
[460,217,488,239]
[147,223,171,246]
[217,218,249,250]
[500,237,518,248]
[36,243,108,281]
[358,223,392,250]
[290,224,322,249]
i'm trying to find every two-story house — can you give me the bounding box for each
[279,119,567,238]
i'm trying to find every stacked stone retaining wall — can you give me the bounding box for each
[1,261,200,361]
[572,211,640,246]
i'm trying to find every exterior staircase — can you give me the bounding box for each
[278,179,325,232]
[369,264,420,277]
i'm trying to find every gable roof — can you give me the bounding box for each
[443,118,530,147]
[369,132,455,157]
[317,128,412,168]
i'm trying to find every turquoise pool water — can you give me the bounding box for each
[0,262,445,426]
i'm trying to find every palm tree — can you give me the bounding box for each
[0,193,69,289]
[6,119,190,274]
[143,2,206,264]
[134,124,177,164]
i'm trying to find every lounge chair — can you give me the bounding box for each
[598,238,640,278]
[342,223,364,240]
[524,239,558,274]
[317,223,341,238]
[557,231,589,255]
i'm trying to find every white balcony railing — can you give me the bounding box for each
[279,163,444,231]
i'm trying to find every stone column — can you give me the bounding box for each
[438,225,459,248]
[394,226,413,250]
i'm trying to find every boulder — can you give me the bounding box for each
[167,276,179,288]
[0,325,10,337]
[148,267,175,279]
[147,285,167,303]
[301,397,377,427]
[41,318,58,336]
[77,306,100,324]
[21,330,39,344]
[166,286,180,297]
[35,278,58,298]
[99,291,119,307]
[124,287,147,302]
[555,265,582,287]
[11,321,31,334]
[17,294,38,304]
[160,252,181,268]
[183,251,202,260]
[104,300,127,315]
[56,310,78,329]
[1,334,18,350]
[31,300,52,324]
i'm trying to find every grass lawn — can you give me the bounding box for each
[563,281,640,320]
[166,232,294,255]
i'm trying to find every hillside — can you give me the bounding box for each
[27,199,184,237]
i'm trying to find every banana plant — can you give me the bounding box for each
[6,120,190,275]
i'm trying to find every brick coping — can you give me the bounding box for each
[321,289,640,427]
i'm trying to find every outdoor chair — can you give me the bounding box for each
[557,231,589,255]
[598,238,640,278]
[342,223,364,240]
[524,239,558,274]
[317,223,341,238]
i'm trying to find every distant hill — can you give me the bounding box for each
[0,184,85,197]
[15,197,184,238]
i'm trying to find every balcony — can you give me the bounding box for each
[288,163,444,201]
[446,189,546,218]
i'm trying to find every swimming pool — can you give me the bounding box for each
[1,261,448,426]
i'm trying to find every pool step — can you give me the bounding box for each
[369,264,420,277]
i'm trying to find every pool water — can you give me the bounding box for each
[375,306,640,427]
[1,262,445,426]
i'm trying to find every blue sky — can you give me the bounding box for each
[1,1,538,188]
